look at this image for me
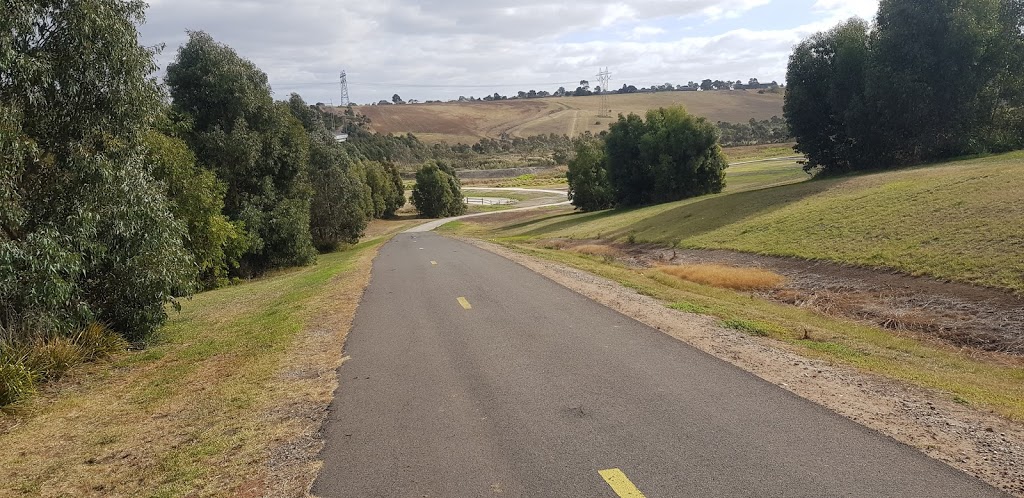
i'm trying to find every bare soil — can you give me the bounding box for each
[562,239,1024,355]
[461,237,1024,497]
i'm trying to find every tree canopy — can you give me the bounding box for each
[785,0,1024,173]
[567,106,728,211]
[167,32,317,274]
[411,162,465,218]
[1,0,194,338]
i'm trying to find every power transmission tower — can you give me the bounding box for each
[595,67,611,117]
[339,70,350,107]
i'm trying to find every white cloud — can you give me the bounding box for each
[812,0,879,20]
[138,0,865,104]
[630,25,666,38]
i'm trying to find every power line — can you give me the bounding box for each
[282,79,583,89]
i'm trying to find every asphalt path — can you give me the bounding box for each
[313,232,1004,497]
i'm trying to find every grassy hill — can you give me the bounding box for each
[353,91,784,144]
[463,151,1024,294]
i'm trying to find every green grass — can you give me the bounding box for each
[722,318,782,337]
[723,159,810,192]
[0,237,386,495]
[721,143,798,162]
[465,151,1024,293]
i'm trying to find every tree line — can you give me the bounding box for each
[785,0,1024,174]
[0,3,410,402]
[335,117,790,170]
[375,77,782,105]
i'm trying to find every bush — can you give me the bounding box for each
[0,321,124,406]
[411,162,466,218]
[605,106,728,206]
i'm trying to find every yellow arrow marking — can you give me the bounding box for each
[457,297,472,310]
[599,469,646,498]
[431,261,437,265]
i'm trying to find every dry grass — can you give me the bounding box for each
[352,91,783,144]
[659,263,785,291]
[0,236,389,496]
[568,244,623,261]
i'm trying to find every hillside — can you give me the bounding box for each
[353,91,784,144]
[455,152,1024,294]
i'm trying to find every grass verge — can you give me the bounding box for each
[0,236,386,496]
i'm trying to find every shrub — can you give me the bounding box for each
[0,321,126,406]
[26,337,84,382]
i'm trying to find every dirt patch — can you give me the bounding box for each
[460,237,1024,497]
[562,239,1024,355]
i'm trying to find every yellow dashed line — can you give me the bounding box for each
[457,297,472,310]
[599,469,646,498]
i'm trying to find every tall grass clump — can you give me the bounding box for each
[660,263,784,291]
[0,321,125,406]
[569,244,623,263]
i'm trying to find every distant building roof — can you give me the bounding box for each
[334,133,348,142]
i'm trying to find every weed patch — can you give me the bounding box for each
[722,318,784,337]
[668,301,711,314]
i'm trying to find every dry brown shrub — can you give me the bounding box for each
[659,263,785,291]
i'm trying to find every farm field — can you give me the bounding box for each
[352,91,784,144]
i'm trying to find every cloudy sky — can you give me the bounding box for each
[139,0,878,104]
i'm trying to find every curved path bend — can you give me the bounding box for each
[404,187,569,233]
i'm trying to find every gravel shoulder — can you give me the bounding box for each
[459,236,1024,497]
